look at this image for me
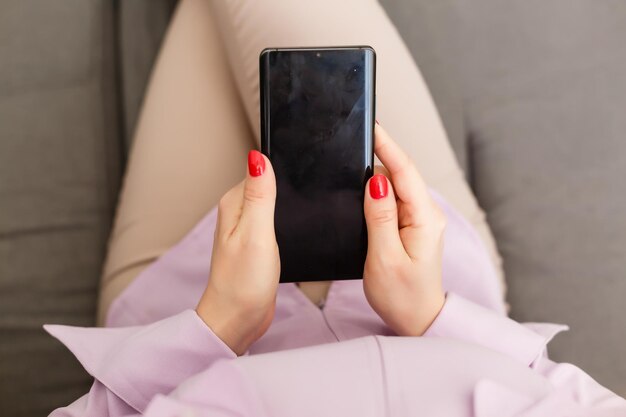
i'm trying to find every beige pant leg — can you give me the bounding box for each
[97,0,255,324]
[209,0,504,286]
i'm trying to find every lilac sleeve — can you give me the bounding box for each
[424,293,626,415]
[44,310,236,417]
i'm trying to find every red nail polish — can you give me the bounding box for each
[369,174,388,199]
[248,150,265,177]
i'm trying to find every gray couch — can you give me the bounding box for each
[1,1,624,415]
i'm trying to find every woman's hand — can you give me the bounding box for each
[363,125,446,336]
[196,150,280,355]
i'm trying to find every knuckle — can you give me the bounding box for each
[370,207,397,225]
[218,192,234,212]
[243,182,266,204]
[218,196,227,211]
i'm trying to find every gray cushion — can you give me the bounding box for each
[465,2,626,394]
[118,0,177,145]
[379,0,470,172]
[0,1,122,415]
[383,0,626,394]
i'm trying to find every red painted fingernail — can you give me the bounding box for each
[248,150,265,177]
[369,174,388,199]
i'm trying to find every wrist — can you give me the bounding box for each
[417,290,446,335]
[396,290,446,337]
[196,291,253,356]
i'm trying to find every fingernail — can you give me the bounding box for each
[369,174,388,199]
[375,119,380,125]
[248,150,265,177]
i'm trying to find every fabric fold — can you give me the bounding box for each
[44,310,236,412]
[424,292,568,366]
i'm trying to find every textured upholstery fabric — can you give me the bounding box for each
[381,0,626,393]
[379,0,470,172]
[118,0,177,146]
[461,2,626,393]
[0,1,122,416]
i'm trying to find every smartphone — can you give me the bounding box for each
[259,46,376,283]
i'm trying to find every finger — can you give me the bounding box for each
[237,150,277,238]
[373,165,396,200]
[374,124,436,222]
[364,173,406,257]
[401,198,448,261]
[216,180,245,238]
[373,164,391,177]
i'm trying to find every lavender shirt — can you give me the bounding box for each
[45,191,625,417]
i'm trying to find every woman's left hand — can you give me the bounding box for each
[362,124,447,336]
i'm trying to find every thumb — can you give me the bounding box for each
[237,150,277,237]
[364,173,405,256]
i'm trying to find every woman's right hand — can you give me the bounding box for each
[362,125,447,337]
[196,150,280,356]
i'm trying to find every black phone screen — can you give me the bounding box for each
[260,47,375,283]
